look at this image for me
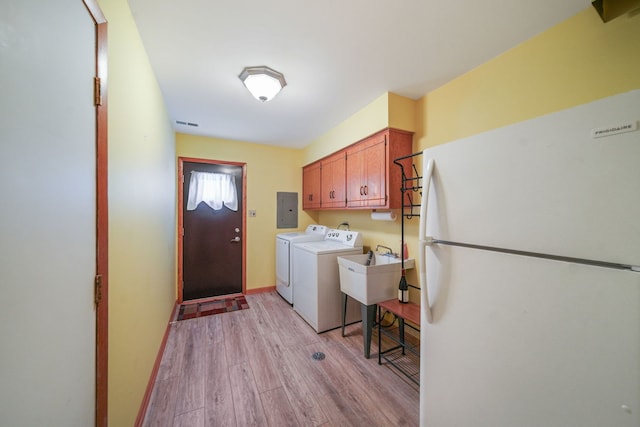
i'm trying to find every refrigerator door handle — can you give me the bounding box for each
[419,158,435,324]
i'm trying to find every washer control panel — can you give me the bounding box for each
[324,229,362,247]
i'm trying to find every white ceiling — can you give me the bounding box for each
[128,0,592,149]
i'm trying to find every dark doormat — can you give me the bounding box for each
[177,295,249,321]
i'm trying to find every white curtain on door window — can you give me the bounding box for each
[186,171,238,211]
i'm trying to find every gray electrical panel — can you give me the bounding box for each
[277,192,298,229]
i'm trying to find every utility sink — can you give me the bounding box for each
[338,254,415,306]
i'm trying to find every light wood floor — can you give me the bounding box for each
[143,291,419,427]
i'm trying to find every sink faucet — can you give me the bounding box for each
[375,244,393,255]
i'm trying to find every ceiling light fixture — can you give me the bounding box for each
[239,66,287,102]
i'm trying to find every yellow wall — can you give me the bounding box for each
[304,92,418,165]
[304,93,390,164]
[98,0,177,425]
[307,6,640,302]
[94,4,639,424]
[299,92,419,289]
[416,7,640,150]
[388,92,417,133]
[176,134,318,291]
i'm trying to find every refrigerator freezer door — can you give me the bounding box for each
[423,90,640,267]
[420,244,639,427]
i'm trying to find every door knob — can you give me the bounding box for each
[230,236,241,242]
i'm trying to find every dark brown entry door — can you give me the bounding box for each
[182,161,244,300]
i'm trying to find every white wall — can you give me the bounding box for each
[0,1,96,425]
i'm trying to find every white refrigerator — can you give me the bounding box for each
[418,91,640,427]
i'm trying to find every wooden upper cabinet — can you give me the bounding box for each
[346,132,387,207]
[321,151,346,208]
[385,129,414,209]
[302,128,413,211]
[302,161,321,210]
[346,128,413,209]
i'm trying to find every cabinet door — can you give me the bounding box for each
[322,152,346,208]
[302,161,321,210]
[346,144,365,207]
[386,129,414,209]
[362,134,387,207]
[347,133,386,207]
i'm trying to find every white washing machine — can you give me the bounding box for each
[275,224,328,304]
[292,229,363,333]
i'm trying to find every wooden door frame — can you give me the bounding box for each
[83,1,108,426]
[177,157,247,303]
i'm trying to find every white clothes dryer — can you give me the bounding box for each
[275,224,328,304]
[292,229,363,333]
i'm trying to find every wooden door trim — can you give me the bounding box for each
[177,157,247,303]
[83,1,108,426]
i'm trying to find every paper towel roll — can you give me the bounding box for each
[371,211,397,221]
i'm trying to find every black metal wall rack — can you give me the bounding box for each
[375,152,424,385]
[393,151,423,274]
